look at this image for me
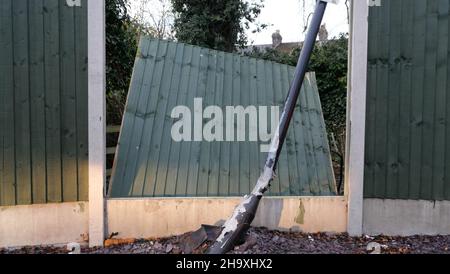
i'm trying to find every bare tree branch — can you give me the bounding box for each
[133,0,174,39]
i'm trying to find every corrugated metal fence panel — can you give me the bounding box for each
[364,0,450,201]
[109,37,336,198]
[0,0,88,206]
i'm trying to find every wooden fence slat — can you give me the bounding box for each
[44,0,63,203]
[364,5,379,198]
[385,0,402,199]
[13,0,32,205]
[108,38,151,197]
[397,0,414,199]
[185,47,209,196]
[217,53,233,196]
[154,43,185,196]
[309,74,336,195]
[372,3,390,198]
[228,55,242,196]
[60,2,79,202]
[246,57,261,195]
[130,40,166,196]
[196,49,217,196]
[431,0,449,200]
[408,0,427,199]
[163,45,193,196]
[29,0,47,204]
[0,0,17,206]
[76,0,89,201]
[141,41,174,196]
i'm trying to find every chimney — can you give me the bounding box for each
[319,24,328,42]
[272,30,282,48]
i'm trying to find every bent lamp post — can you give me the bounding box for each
[206,0,336,254]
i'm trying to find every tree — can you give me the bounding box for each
[106,0,139,125]
[171,0,265,52]
[133,0,174,39]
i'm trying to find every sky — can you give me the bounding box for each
[248,0,350,45]
[129,0,350,45]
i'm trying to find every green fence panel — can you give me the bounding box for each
[365,0,450,201]
[109,38,336,198]
[0,0,88,206]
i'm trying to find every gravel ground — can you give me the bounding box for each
[1,227,450,254]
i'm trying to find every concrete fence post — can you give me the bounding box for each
[88,0,106,247]
[346,0,369,236]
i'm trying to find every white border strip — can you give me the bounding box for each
[88,0,106,247]
[346,0,369,236]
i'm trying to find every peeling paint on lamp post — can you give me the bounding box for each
[66,0,82,7]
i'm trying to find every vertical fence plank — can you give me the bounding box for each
[166,44,193,196]
[431,0,449,200]
[0,0,17,206]
[308,74,336,195]
[60,1,78,202]
[228,55,241,196]
[420,0,439,200]
[196,50,217,196]
[217,53,233,196]
[130,39,165,196]
[408,0,427,199]
[264,60,281,195]
[175,46,201,196]
[272,61,290,196]
[75,0,89,201]
[385,0,402,199]
[445,1,450,201]
[280,66,300,196]
[207,51,225,196]
[29,0,47,204]
[142,41,173,196]
[238,57,251,195]
[169,45,193,196]
[111,38,151,197]
[157,43,185,196]
[13,0,32,205]
[364,5,379,198]
[286,66,305,195]
[247,57,260,194]
[299,73,320,195]
[397,0,414,199]
[372,2,390,198]
[43,0,63,203]
[154,42,184,196]
[255,59,267,194]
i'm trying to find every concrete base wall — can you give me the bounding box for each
[0,202,89,248]
[363,199,450,236]
[0,197,347,248]
[107,197,347,239]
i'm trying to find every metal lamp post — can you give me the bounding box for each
[207,0,335,254]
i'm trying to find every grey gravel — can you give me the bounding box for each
[1,227,450,254]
